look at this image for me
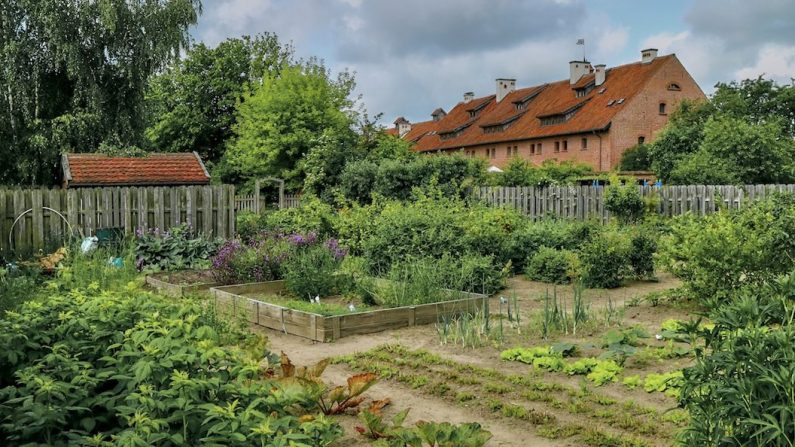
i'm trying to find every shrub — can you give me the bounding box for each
[0,265,41,314]
[283,242,346,300]
[628,232,657,279]
[339,159,378,203]
[135,223,219,271]
[604,178,644,224]
[580,230,630,288]
[0,286,342,446]
[679,273,795,445]
[379,256,456,307]
[662,193,795,304]
[504,220,597,272]
[525,247,580,284]
[441,253,508,295]
[260,195,337,237]
[618,144,651,171]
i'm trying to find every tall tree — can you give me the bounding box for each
[146,34,293,165]
[0,0,201,185]
[224,60,356,188]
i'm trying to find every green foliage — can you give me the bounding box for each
[679,273,795,446]
[525,247,580,284]
[563,358,623,386]
[146,34,293,167]
[643,371,683,396]
[580,229,631,289]
[489,158,593,187]
[618,144,651,171]
[224,61,356,188]
[649,79,795,184]
[260,196,338,238]
[0,0,201,185]
[283,245,344,301]
[358,408,492,447]
[604,177,645,224]
[628,232,657,279]
[504,219,597,272]
[135,224,220,271]
[0,265,41,314]
[0,280,342,446]
[340,155,483,203]
[662,193,795,304]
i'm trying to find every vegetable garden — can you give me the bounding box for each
[1,184,794,446]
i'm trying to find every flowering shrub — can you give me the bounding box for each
[135,223,220,271]
[210,231,348,288]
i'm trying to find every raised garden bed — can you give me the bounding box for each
[145,270,219,298]
[210,280,489,342]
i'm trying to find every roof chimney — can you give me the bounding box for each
[641,48,658,64]
[569,60,592,84]
[394,117,411,137]
[496,78,516,102]
[431,108,447,122]
[463,92,474,103]
[594,64,606,86]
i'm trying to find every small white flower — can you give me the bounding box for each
[314,295,320,303]
[655,334,663,340]
[348,304,356,312]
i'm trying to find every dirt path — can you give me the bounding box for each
[258,275,688,447]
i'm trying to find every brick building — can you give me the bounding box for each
[389,49,705,171]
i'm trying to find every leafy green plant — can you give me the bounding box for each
[563,358,623,386]
[580,229,631,289]
[604,176,645,224]
[662,193,795,305]
[0,283,343,446]
[284,244,344,300]
[135,223,220,271]
[525,247,581,284]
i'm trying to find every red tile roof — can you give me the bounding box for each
[63,153,211,187]
[392,55,677,152]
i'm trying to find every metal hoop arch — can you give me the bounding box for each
[8,207,75,251]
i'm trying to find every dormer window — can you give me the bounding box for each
[667,83,681,91]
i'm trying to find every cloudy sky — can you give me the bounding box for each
[192,0,795,125]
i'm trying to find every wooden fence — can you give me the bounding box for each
[473,184,795,220]
[233,193,301,213]
[0,185,236,257]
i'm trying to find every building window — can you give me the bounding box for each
[490,148,496,159]
[667,83,681,91]
[506,146,512,157]
[513,146,518,157]
[659,102,667,115]
[530,143,535,154]
[563,140,568,152]
[581,138,588,150]
[638,136,645,145]
[537,142,542,154]
[554,141,560,153]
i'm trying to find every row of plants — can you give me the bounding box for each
[524,227,657,288]
[336,344,685,446]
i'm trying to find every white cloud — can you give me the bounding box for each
[597,26,629,54]
[736,44,795,82]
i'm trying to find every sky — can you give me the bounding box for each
[192,0,795,125]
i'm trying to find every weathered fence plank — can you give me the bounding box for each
[474,184,795,221]
[0,185,235,257]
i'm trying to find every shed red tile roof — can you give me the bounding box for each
[63,153,211,187]
[392,55,677,152]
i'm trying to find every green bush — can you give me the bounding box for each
[618,144,651,171]
[580,230,630,288]
[0,286,342,446]
[662,193,795,304]
[260,195,337,238]
[604,179,644,224]
[284,244,344,300]
[340,155,483,203]
[504,220,597,273]
[628,232,657,279]
[0,265,41,314]
[525,247,580,284]
[679,273,795,445]
[135,223,220,271]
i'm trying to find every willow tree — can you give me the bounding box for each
[0,0,202,185]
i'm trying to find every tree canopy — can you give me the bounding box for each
[0,0,201,185]
[648,78,795,184]
[223,60,357,188]
[145,34,293,165]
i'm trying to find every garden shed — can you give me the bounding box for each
[61,152,211,189]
